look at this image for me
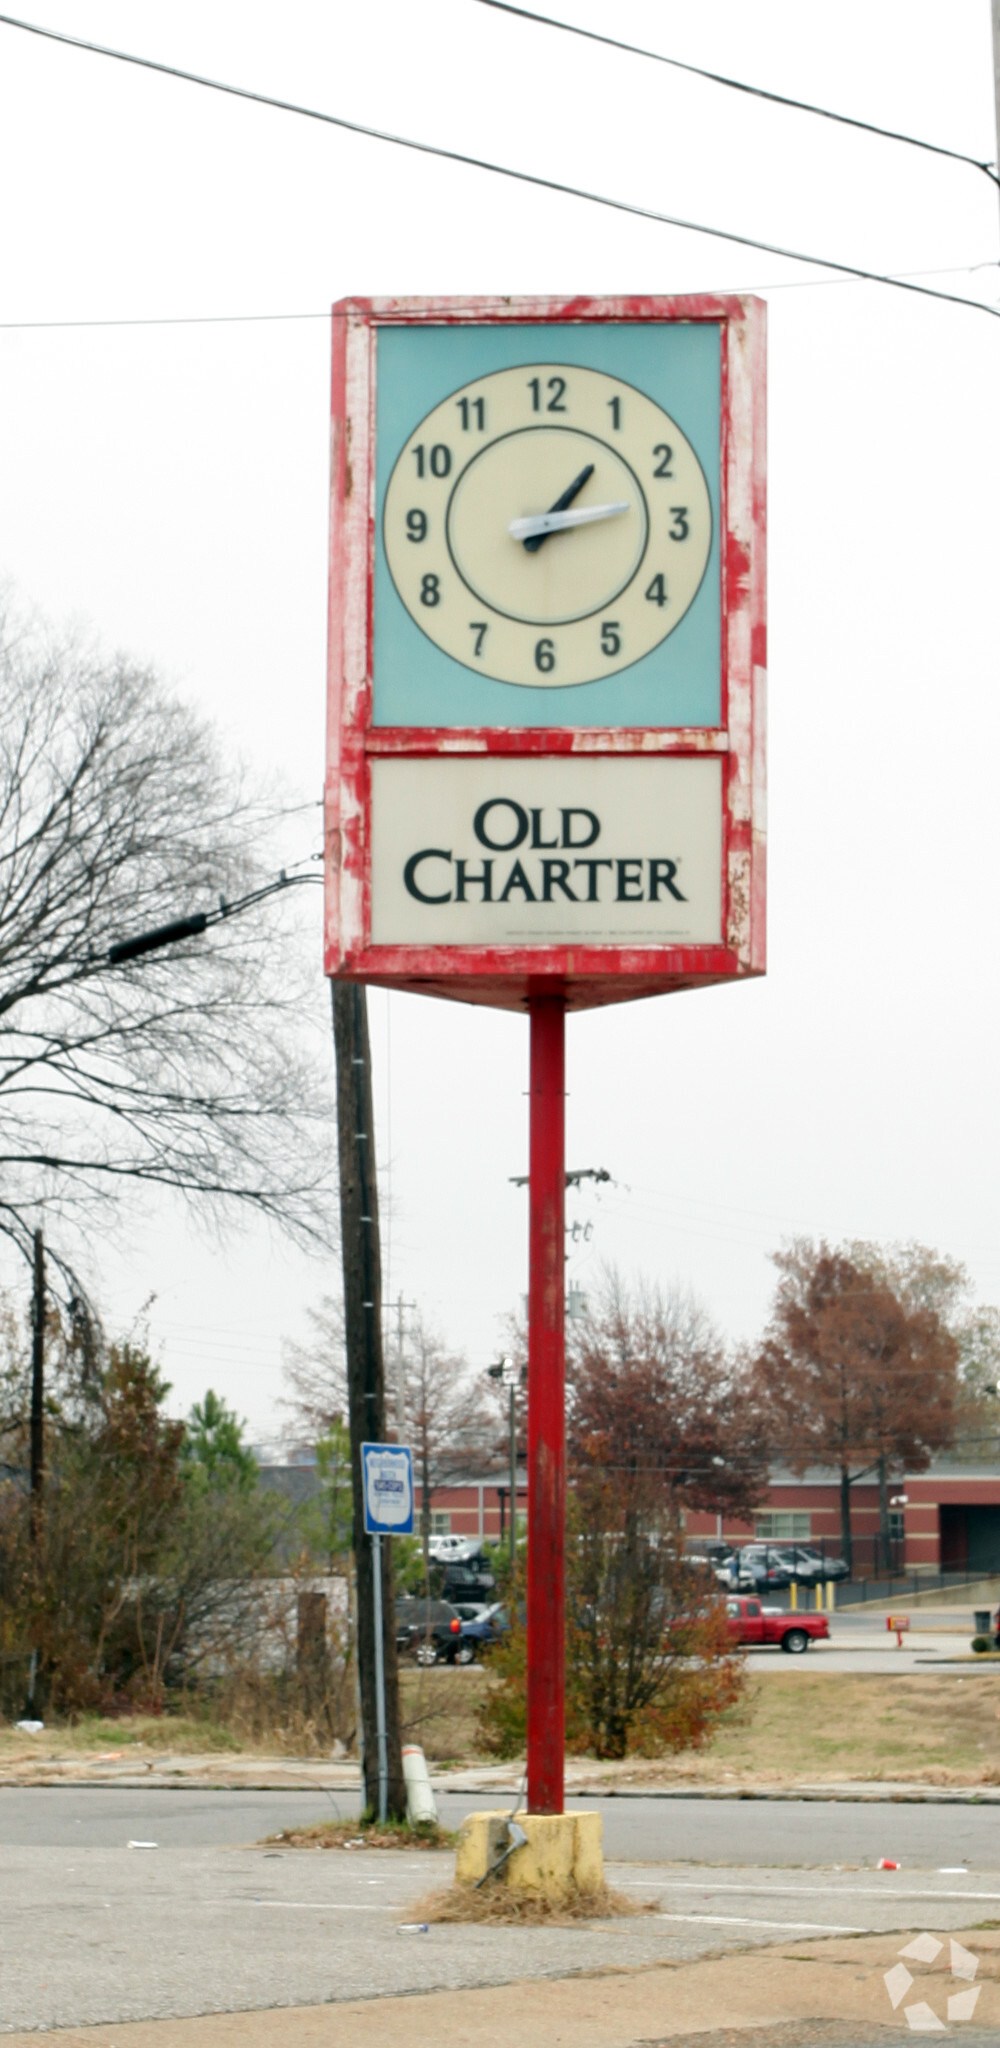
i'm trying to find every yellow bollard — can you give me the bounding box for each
[815,1583,822,1611]
[789,1581,798,1611]
[825,1579,835,1613]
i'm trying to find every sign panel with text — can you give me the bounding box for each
[325,293,765,1011]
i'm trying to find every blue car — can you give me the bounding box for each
[457,1603,510,1660]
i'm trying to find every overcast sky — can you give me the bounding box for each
[1,0,998,1441]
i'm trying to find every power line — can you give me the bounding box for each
[0,11,996,324]
[471,0,1000,188]
[0,263,996,335]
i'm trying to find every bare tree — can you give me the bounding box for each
[281,1295,348,1450]
[400,1311,487,1567]
[283,1296,491,1566]
[0,603,334,1282]
[567,1268,768,1521]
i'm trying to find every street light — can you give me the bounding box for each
[487,1354,524,1570]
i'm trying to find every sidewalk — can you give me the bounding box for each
[3,1926,996,2047]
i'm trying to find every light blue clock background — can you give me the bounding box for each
[373,322,721,729]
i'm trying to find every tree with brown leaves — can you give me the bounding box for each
[754,1240,958,1570]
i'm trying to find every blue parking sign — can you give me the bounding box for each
[361,1442,414,1536]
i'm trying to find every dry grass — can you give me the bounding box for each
[398,1664,487,1761]
[270,1818,453,1850]
[589,1672,1000,1789]
[412,1880,654,1925]
[3,1670,998,1788]
[0,1711,242,1763]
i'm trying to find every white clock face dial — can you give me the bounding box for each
[382,361,712,688]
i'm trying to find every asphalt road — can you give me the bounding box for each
[3,1784,999,1868]
[3,1835,1000,2034]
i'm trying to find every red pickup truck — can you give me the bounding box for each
[725,1595,829,1655]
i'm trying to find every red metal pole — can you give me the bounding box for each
[526,994,566,1815]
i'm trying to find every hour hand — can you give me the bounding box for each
[519,462,594,552]
[510,501,630,543]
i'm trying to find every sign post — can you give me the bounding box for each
[328,295,766,1829]
[361,1442,414,1822]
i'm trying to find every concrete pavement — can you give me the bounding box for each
[4,1838,1000,2033]
[5,1784,1000,1861]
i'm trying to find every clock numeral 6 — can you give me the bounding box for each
[406,509,427,542]
[644,574,669,607]
[600,621,621,657]
[534,637,556,673]
[420,574,441,607]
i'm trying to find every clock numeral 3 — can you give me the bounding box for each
[528,376,568,414]
[534,637,556,673]
[420,574,441,607]
[652,444,674,478]
[669,507,689,541]
[469,621,488,657]
[600,621,621,657]
[645,574,669,607]
[405,509,427,542]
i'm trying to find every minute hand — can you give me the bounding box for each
[510,500,630,542]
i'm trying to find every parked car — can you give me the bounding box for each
[442,1554,497,1603]
[427,1533,479,1563]
[725,1595,829,1654]
[457,1603,510,1658]
[394,1597,468,1665]
[684,1541,737,1585]
[734,1544,848,1591]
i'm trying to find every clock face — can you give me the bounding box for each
[382,362,712,688]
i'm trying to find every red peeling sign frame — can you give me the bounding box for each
[324,292,766,1014]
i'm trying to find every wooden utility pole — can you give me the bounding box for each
[331,981,405,1820]
[29,1227,45,1539]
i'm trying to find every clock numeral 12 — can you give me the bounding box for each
[456,397,486,430]
[528,376,568,414]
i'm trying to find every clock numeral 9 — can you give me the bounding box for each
[412,443,452,479]
[534,637,556,673]
[405,509,427,543]
[645,574,668,607]
[652,444,674,478]
[420,574,441,607]
[528,376,568,414]
[669,507,689,541]
[600,621,621,657]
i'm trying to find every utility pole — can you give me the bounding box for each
[488,1355,524,1571]
[393,1292,416,1439]
[29,1227,45,1541]
[331,982,405,1821]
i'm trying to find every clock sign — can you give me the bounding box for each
[326,294,766,1012]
